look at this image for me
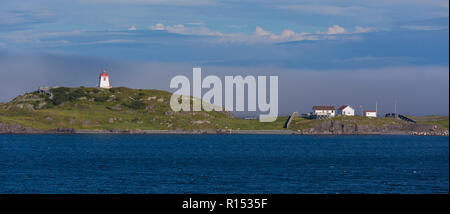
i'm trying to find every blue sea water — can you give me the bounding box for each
[0,134,448,194]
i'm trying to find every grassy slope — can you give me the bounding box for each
[0,87,448,131]
[409,115,449,130]
[0,87,284,131]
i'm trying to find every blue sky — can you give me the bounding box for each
[0,0,448,115]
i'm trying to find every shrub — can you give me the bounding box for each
[122,100,146,109]
[68,89,86,101]
[50,87,70,105]
[94,96,109,102]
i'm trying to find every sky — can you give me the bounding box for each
[0,0,449,116]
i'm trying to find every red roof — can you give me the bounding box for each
[364,110,376,113]
[100,70,109,77]
[313,106,335,111]
[338,105,349,110]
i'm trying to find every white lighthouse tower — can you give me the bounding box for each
[98,69,112,89]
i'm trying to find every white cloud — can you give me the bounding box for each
[255,26,271,37]
[128,25,137,31]
[354,26,377,33]
[149,23,223,36]
[147,23,377,44]
[254,27,315,42]
[1,22,378,48]
[150,23,165,30]
[315,25,377,35]
[326,25,347,34]
[216,26,319,44]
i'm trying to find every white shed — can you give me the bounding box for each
[364,111,377,117]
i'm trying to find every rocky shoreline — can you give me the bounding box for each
[1,122,448,136]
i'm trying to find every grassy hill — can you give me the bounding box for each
[0,87,286,131]
[0,87,448,133]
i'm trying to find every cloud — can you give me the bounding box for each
[250,25,375,43]
[186,22,203,26]
[0,8,55,31]
[326,25,347,34]
[354,26,377,33]
[128,25,137,31]
[254,26,271,37]
[249,26,316,43]
[79,0,219,6]
[81,39,136,45]
[277,5,367,16]
[149,23,223,36]
[3,23,376,49]
[0,29,140,48]
[315,25,377,35]
[150,23,165,30]
[400,25,449,31]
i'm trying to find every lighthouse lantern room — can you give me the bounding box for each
[98,70,112,89]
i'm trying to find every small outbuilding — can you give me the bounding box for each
[364,110,377,118]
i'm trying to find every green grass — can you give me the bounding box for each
[0,87,287,131]
[410,115,449,130]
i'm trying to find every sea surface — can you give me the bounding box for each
[0,134,448,193]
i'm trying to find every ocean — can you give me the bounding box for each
[0,134,448,193]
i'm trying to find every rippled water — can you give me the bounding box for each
[0,134,448,193]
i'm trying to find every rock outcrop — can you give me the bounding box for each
[295,120,449,136]
[0,122,42,133]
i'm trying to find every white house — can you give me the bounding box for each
[98,70,112,89]
[337,105,355,116]
[313,106,335,117]
[364,110,377,117]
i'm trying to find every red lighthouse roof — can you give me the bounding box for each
[100,70,109,77]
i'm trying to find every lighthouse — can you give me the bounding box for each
[98,70,112,89]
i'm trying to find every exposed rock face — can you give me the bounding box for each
[1,123,78,134]
[0,122,42,133]
[296,120,449,135]
[164,111,175,116]
[46,127,75,133]
[38,102,47,109]
[111,104,122,111]
[192,120,211,125]
[192,112,210,117]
